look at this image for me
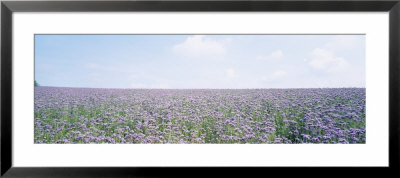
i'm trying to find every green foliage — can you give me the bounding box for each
[34,80,39,86]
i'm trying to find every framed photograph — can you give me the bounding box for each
[1,0,399,177]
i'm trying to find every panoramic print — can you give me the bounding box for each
[34,35,366,144]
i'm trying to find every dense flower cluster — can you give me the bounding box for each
[34,87,365,144]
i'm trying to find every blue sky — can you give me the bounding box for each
[35,34,365,89]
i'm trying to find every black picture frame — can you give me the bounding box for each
[1,0,399,177]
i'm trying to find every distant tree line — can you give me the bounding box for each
[35,80,39,86]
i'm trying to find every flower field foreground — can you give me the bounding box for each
[34,87,366,144]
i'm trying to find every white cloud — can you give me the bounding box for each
[150,83,171,89]
[270,50,284,58]
[86,63,118,72]
[260,70,287,82]
[172,35,227,58]
[306,36,361,73]
[130,83,146,88]
[129,75,137,79]
[273,70,287,78]
[86,63,100,69]
[308,48,349,72]
[225,68,236,78]
[257,50,283,60]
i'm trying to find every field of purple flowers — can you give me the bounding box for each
[34,87,365,144]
